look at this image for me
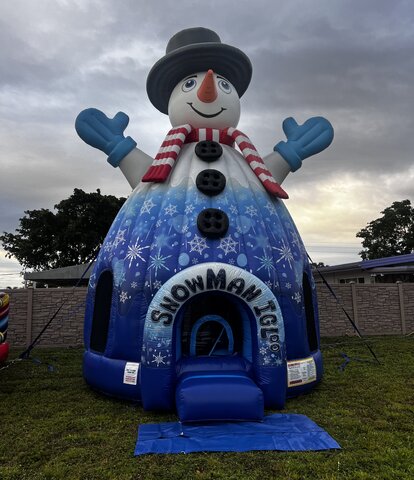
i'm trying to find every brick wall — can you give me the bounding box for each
[317,284,356,337]
[5,283,413,347]
[402,283,414,334]
[317,283,409,336]
[7,288,87,347]
[7,289,29,346]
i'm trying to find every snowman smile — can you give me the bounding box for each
[187,102,227,118]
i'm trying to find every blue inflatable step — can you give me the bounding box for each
[176,371,264,423]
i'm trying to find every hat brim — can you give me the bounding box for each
[146,43,252,114]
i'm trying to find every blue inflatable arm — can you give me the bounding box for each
[75,108,137,167]
[274,117,334,172]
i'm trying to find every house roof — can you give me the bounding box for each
[359,253,414,269]
[24,263,94,284]
[316,253,414,274]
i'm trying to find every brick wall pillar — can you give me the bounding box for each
[26,287,33,347]
[397,283,406,335]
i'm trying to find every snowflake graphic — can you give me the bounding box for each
[273,239,294,268]
[130,281,138,289]
[259,346,267,355]
[103,242,113,252]
[119,291,129,303]
[254,233,270,250]
[254,252,276,276]
[230,205,238,215]
[191,257,199,265]
[289,230,300,249]
[140,199,156,215]
[126,238,150,267]
[164,203,178,216]
[149,250,172,275]
[153,232,173,249]
[152,352,166,367]
[113,229,126,247]
[188,234,209,254]
[153,280,162,290]
[184,204,195,215]
[265,280,273,289]
[245,205,258,217]
[228,258,235,265]
[285,282,292,290]
[293,292,302,304]
[264,202,276,216]
[218,235,238,255]
[294,269,302,286]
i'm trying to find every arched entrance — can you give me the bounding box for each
[140,263,287,411]
[188,314,235,356]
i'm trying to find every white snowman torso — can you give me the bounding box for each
[134,143,263,194]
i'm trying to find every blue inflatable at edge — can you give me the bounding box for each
[76,27,334,423]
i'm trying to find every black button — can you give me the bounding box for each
[195,140,223,162]
[196,169,226,196]
[197,208,229,239]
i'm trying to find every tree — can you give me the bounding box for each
[356,200,414,260]
[311,262,328,268]
[1,189,125,270]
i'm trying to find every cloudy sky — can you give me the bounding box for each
[1,0,413,287]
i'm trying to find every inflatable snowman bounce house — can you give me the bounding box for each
[76,27,333,422]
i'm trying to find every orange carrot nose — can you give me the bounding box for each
[197,69,217,103]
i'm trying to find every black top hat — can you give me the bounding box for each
[146,27,252,114]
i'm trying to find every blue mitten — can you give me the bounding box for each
[274,117,334,171]
[75,108,137,167]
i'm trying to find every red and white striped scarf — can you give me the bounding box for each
[142,125,288,199]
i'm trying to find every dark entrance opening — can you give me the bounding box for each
[190,315,234,356]
[179,292,245,357]
[90,270,113,353]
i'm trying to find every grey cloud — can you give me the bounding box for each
[0,0,413,282]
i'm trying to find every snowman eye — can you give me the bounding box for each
[218,79,232,94]
[182,78,197,92]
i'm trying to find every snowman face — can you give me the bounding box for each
[168,70,241,129]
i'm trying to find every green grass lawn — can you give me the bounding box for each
[1,336,413,480]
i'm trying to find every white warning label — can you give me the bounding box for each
[287,357,317,387]
[123,362,140,385]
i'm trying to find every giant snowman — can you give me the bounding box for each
[76,27,333,421]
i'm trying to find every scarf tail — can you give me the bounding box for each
[226,128,288,199]
[142,125,192,183]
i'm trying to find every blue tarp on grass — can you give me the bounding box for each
[135,413,341,455]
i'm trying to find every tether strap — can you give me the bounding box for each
[19,248,99,360]
[308,253,381,365]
